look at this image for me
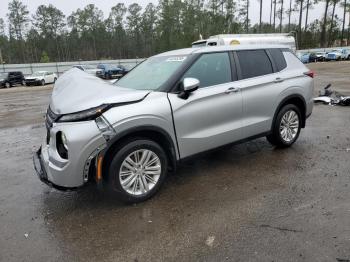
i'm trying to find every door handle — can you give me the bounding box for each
[225,87,239,94]
[274,77,284,83]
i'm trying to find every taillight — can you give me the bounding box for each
[304,70,315,78]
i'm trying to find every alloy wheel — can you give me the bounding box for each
[279,110,299,143]
[119,149,161,196]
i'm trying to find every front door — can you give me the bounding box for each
[168,52,243,158]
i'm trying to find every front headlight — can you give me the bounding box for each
[57,104,111,122]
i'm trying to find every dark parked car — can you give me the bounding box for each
[96,64,129,79]
[0,71,25,88]
[308,53,318,63]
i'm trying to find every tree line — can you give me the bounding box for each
[0,0,349,64]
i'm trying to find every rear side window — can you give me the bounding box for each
[268,49,287,71]
[183,52,232,88]
[236,50,273,79]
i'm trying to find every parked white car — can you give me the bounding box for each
[72,65,102,76]
[25,71,57,86]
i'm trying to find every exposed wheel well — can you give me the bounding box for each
[102,129,177,181]
[274,96,306,129]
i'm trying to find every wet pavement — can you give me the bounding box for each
[0,62,350,262]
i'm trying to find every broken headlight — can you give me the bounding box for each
[95,115,116,141]
[57,104,110,122]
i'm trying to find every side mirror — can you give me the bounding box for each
[183,77,200,92]
[178,77,200,99]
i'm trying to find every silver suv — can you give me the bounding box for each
[33,45,314,203]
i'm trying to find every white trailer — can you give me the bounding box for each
[192,33,297,52]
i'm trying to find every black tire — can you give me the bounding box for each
[5,82,10,88]
[267,104,302,148]
[107,138,168,203]
[54,77,57,83]
[21,80,25,86]
[41,79,45,86]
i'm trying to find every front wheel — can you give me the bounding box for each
[267,104,301,148]
[41,79,45,86]
[5,82,10,88]
[108,139,168,203]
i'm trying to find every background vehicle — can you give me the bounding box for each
[73,65,102,76]
[0,71,25,88]
[326,49,344,61]
[34,45,314,203]
[300,53,310,63]
[192,33,296,52]
[308,53,318,62]
[25,71,57,86]
[315,52,327,61]
[96,64,128,79]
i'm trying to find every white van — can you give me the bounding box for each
[192,33,296,52]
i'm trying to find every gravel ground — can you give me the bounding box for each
[0,61,349,262]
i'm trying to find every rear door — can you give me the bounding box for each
[233,49,286,138]
[168,52,244,158]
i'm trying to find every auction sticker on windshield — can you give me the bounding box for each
[166,56,187,62]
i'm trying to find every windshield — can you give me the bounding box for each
[32,72,45,76]
[115,55,187,90]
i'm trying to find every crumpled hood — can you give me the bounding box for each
[50,68,149,114]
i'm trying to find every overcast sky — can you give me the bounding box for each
[0,0,347,31]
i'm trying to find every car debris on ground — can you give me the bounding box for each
[314,84,350,106]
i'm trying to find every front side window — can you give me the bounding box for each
[236,50,273,79]
[183,52,232,88]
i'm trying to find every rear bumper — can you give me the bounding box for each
[33,147,77,191]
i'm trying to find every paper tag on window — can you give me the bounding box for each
[166,56,187,62]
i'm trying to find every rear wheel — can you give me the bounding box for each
[41,79,45,86]
[5,82,10,88]
[267,104,301,148]
[21,80,25,86]
[108,139,168,203]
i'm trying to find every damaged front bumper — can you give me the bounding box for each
[33,147,77,191]
[32,120,107,190]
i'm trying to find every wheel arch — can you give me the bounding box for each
[272,94,307,129]
[101,125,178,181]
